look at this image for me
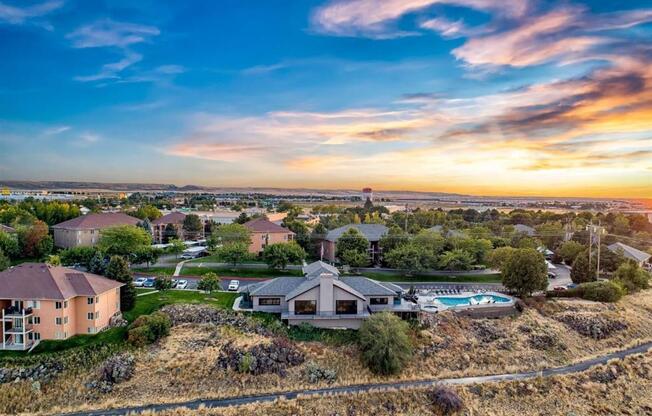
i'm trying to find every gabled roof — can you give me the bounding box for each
[0,263,124,300]
[513,224,536,235]
[302,260,339,279]
[244,218,294,234]
[608,242,651,263]
[340,276,399,296]
[285,275,367,301]
[0,224,16,233]
[427,226,465,238]
[152,211,186,225]
[249,276,305,297]
[52,212,140,230]
[325,224,388,242]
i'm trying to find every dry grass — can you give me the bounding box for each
[5,290,652,415]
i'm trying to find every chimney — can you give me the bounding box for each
[318,273,335,315]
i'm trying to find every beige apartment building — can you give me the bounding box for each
[243,218,295,254]
[0,263,123,350]
[52,212,141,248]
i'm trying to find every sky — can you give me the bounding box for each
[1,0,651,198]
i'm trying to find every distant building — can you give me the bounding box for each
[607,242,651,268]
[428,225,466,239]
[151,211,205,243]
[319,224,388,263]
[0,263,123,351]
[52,213,140,248]
[513,224,536,236]
[243,218,295,254]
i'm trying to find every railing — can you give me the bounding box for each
[282,311,370,319]
[2,306,33,317]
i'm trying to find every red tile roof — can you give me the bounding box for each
[0,263,124,300]
[244,218,294,234]
[151,211,187,225]
[52,213,140,230]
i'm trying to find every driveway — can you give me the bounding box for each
[547,263,572,290]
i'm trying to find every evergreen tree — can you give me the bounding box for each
[105,255,136,311]
[571,252,597,284]
[88,252,107,275]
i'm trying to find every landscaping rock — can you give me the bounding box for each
[555,313,627,339]
[98,353,135,384]
[160,304,271,336]
[0,362,63,384]
[107,312,128,329]
[528,331,564,350]
[216,338,304,376]
[471,320,505,343]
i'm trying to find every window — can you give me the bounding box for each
[87,327,96,334]
[259,298,281,306]
[336,300,357,315]
[64,300,68,308]
[95,296,99,304]
[55,317,62,325]
[29,316,40,325]
[95,311,100,319]
[370,297,388,305]
[63,316,68,324]
[294,300,316,315]
[28,300,40,309]
[55,302,62,309]
[87,297,94,305]
[87,312,94,320]
[34,332,40,341]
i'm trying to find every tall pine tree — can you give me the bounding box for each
[105,256,136,311]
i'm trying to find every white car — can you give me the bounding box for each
[180,253,196,260]
[176,279,188,289]
[228,280,240,291]
[134,277,147,287]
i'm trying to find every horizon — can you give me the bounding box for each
[1,1,652,198]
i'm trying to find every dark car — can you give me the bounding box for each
[143,277,156,288]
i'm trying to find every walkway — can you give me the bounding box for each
[60,341,652,416]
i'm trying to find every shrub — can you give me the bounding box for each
[154,276,174,291]
[428,386,464,415]
[358,312,413,375]
[127,311,171,346]
[304,361,337,384]
[614,263,650,293]
[198,272,221,293]
[580,281,625,303]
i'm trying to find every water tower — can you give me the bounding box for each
[362,187,373,202]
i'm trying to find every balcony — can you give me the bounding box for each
[2,306,33,319]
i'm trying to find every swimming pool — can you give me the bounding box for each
[435,294,511,307]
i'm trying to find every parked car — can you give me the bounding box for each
[171,279,178,287]
[553,286,567,291]
[143,277,156,288]
[176,279,188,289]
[567,283,579,289]
[228,280,240,291]
[180,252,197,260]
[134,277,147,287]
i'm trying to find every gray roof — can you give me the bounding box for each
[427,226,465,238]
[248,276,305,297]
[302,260,339,278]
[325,224,388,242]
[284,275,366,301]
[340,276,399,296]
[608,242,651,263]
[513,224,536,235]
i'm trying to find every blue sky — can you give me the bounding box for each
[1,0,651,197]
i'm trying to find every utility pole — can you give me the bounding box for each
[587,222,604,278]
[404,203,409,233]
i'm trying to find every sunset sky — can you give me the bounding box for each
[1,0,651,198]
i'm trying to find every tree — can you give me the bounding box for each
[556,241,585,264]
[182,214,203,240]
[379,226,409,254]
[263,242,306,270]
[535,222,564,249]
[132,246,162,269]
[163,223,179,243]
[340,249,369,267]
[137,218,153,235]
[571,252,596,284]
[0,231,19,259]
[598,244,627,273]
[438,249,474,271]
[88,252,107,275]
[283,220,311,252]
[614,263,650,293]
[412,230,445,255]
[486,246,517,270]
[46,254,61,266]
[336,228,369,262]
[234,212,250,224]
[105,256,136,311]
[0,249,9,272]
[98,225,151,257]
[210,223,252,247]
[358,312,413,375]
[198,272,221,293]
[154,276,174,291]
[59,246,99,268]
[132,205,162,221]
[501,248,547,297]
[215,242,251,267]
[385,243,436,275]
[17,220,50,258]
[168,238,186,259]
[611,214,630,235]
[453,238,492,264]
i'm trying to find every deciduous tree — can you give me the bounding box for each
[501,248,547,297]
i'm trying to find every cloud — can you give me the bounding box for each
[0,0,62,27]
[74,51,142,82]
[78,133,100,145]
[42,125,70,135]
[420,17,473,38]
[311,0,528,38]
[67,19,159,49]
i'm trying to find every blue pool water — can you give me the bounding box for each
[436,294,511,306]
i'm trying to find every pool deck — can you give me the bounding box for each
[417,291,515,313]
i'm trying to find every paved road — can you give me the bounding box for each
[60,341,652,416]
[547,263,572,290]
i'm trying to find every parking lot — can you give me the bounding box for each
[132,275,262,293]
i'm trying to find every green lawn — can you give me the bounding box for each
[0,290,238,358]
[359,272,502,283]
